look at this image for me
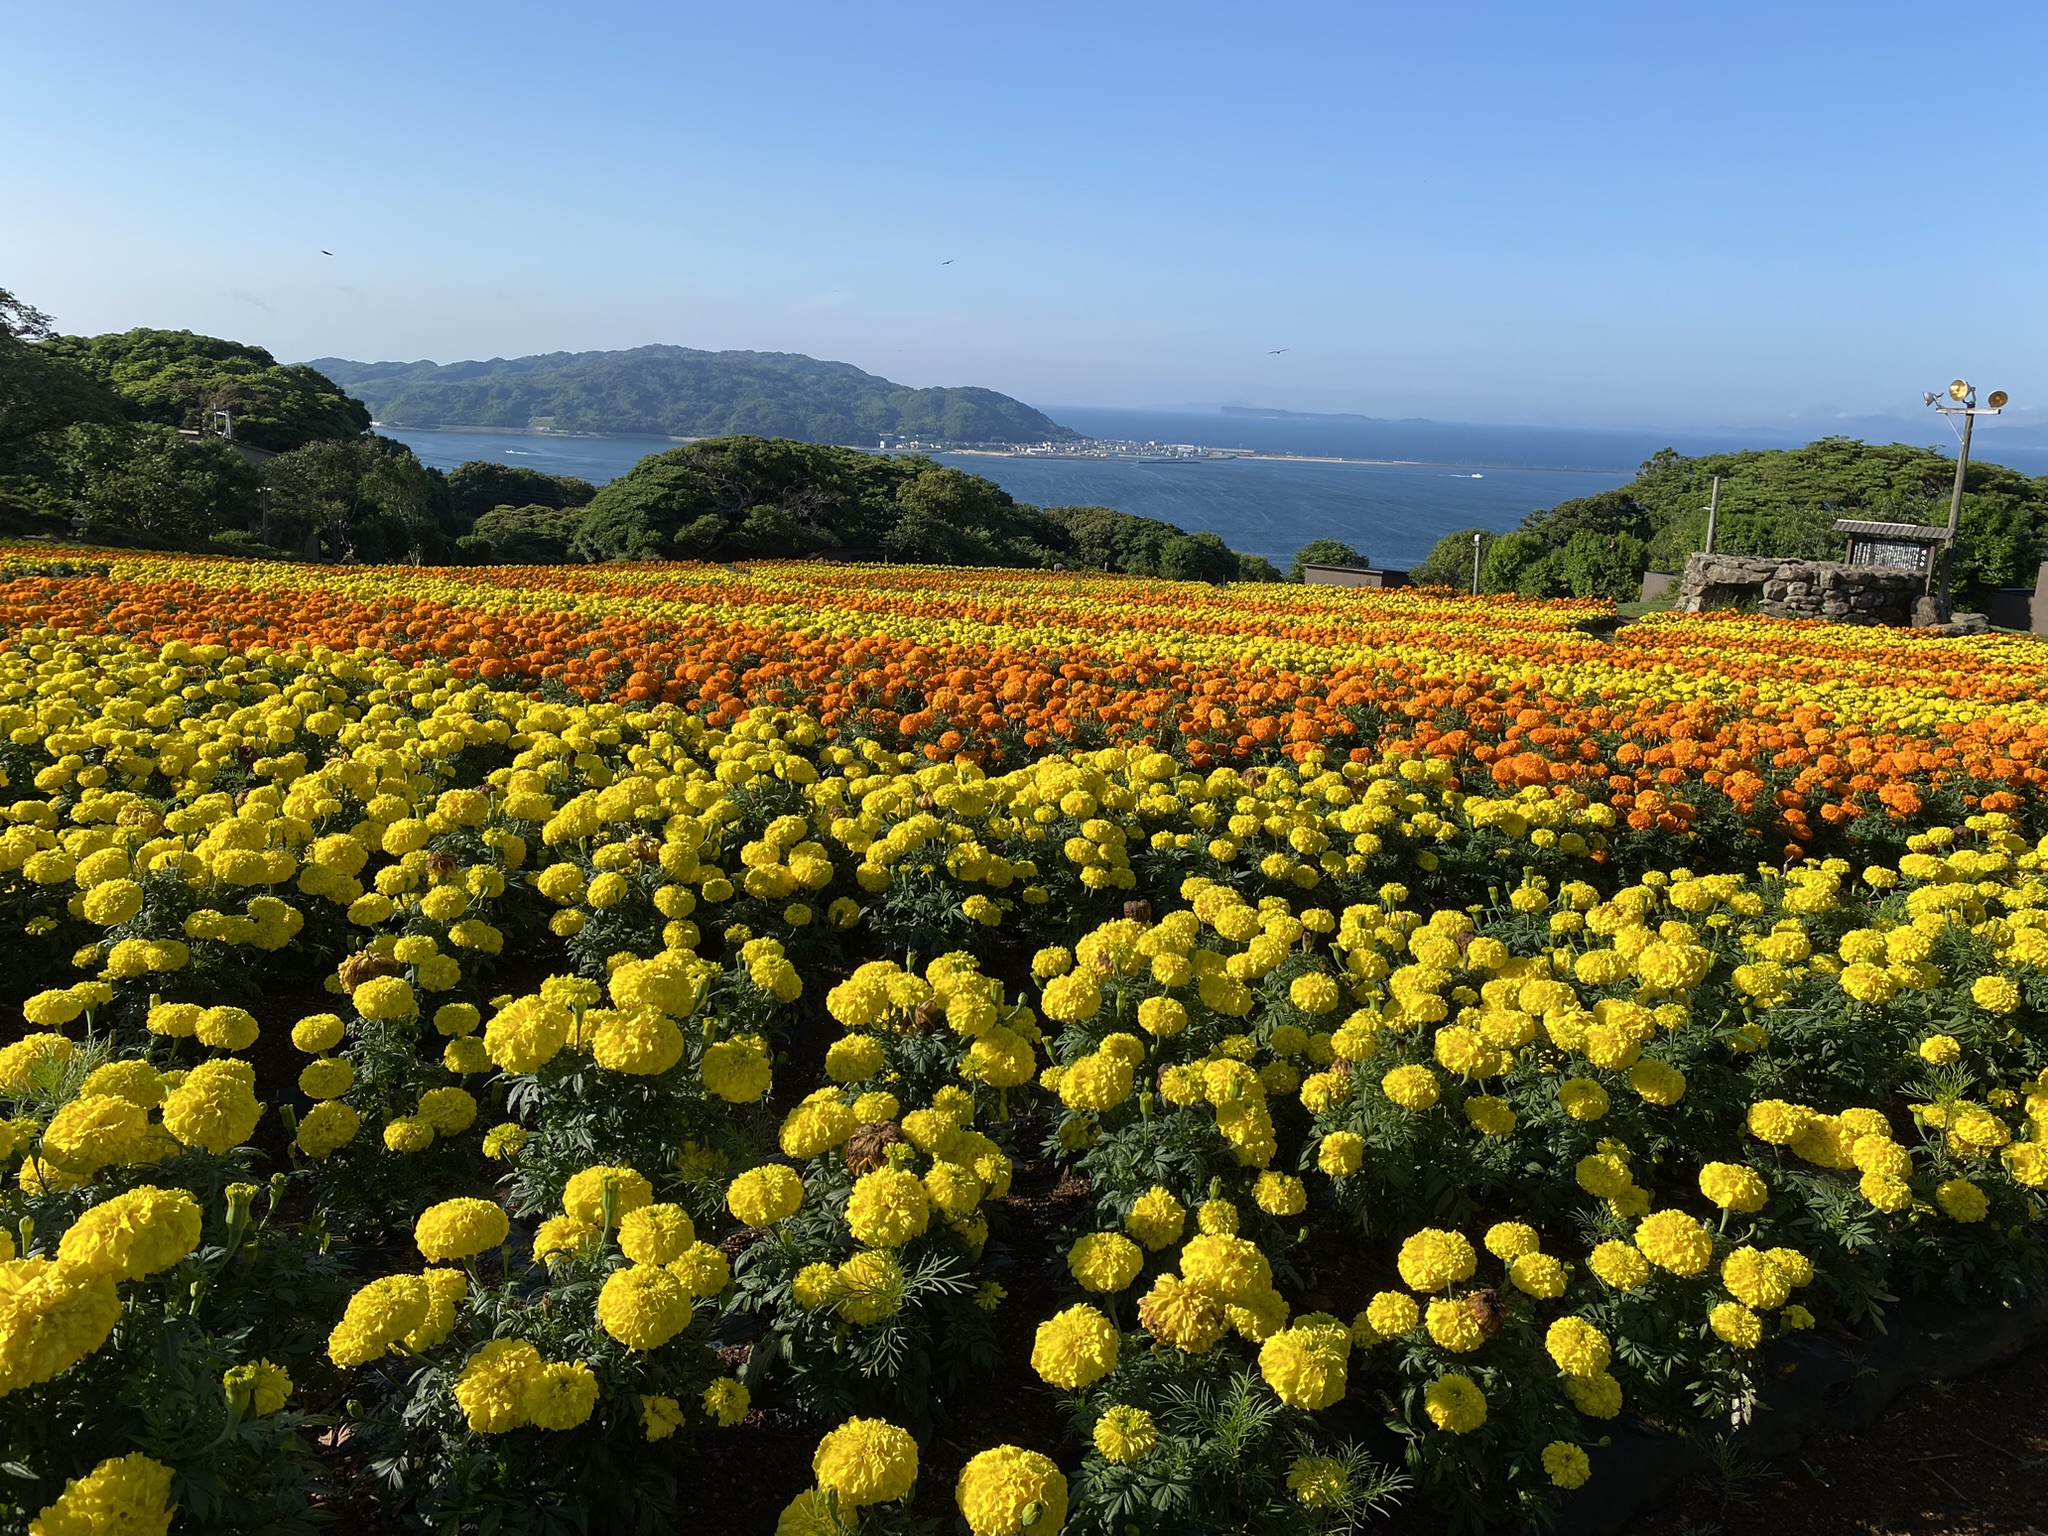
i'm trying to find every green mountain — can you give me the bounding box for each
[308,347,1077,446]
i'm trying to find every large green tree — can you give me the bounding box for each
[443,461,596,529]
[41,423,260,544]
[264,436,453,562]
[1286,538,1364,581]
[41,329,370,451]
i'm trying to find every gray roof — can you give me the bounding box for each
[1833,518,1950,542]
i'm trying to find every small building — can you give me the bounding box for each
[1302,562,1408,589]
[1833,519,1949,579]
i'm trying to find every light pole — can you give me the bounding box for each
[1923,380,2008,603]
[1471,532,1483,596]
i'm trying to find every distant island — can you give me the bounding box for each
[309,347,1078,447]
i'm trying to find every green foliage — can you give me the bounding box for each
[312,347,1078,446]
[36,423,262,545]
[1409,529,1492,590]
[443,461,596,528]
[1478,530,1558,598]
[572,436,1270,580]
[1287,539,1364,582]
[1519,438,2048,606]
[42,329,371,452]
[460,504,591,565]
[1236,554,1286,583]
[265,435,457,562]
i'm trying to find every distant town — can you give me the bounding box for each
[877,433,1253,461]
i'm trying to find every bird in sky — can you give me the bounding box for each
[940,259,953,265]
[320,250,333,256]
[1268,347,1289,354]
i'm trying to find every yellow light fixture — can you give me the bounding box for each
[1948,379,1970,400]
[1987,390,2009,409]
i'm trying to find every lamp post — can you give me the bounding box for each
[1471,532,1483,596]
[1924,379,2007,603]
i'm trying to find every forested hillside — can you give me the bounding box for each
[312,347,1076,445]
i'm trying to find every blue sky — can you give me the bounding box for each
[5,1,2045,434]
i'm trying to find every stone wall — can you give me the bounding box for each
[1677,553,1935,626]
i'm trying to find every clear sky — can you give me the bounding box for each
[6,1,2045,434]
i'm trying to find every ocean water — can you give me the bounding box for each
[379,410,2026,570]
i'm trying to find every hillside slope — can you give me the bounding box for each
[310,346,1075,445]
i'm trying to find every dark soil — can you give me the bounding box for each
[1626,1333,2048,1536]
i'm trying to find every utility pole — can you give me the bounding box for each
[1471,532,1483,596]
[1703,476,1721,556]
[1926,380,2008,604]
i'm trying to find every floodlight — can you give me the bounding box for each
[1987,390,2009,409]
[1923,391,1940,406]
[1948,379,1969,400]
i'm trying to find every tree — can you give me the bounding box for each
[1235,554,1285,583]
[1286,539,1364,582]
[443,462,595,529]
[45,423,259,544]
[459,504,589,564]
[265,436,449,562]
[1158,532,1237,584]
[1408,528,1494,590]
[1556,528,1647,600]
[1480,530,1561,596]
[41,329,370,451]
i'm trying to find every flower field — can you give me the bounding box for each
[4,546,2048,1534]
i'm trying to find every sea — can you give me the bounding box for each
[376,407,2037,570]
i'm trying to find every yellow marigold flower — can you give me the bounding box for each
[56,1186,202,1281]
[726,1165,804,1229]
[1509,1251,1566,1300]
[1484,1221,1540,1261]
[1364,1289,1420,1339]
[834,1248,903,1325]
[955,1446,1068,1536]
[1137,995,1187,1037]
[298,1057,354,1100]
[696,1376,748,1428]
[1196,1198,1239,1236]
[845,1166,929,1247]
[328,1274,430,1367]
[1709,1300,1763,1349]
[618,1204,695,1265]
[414,1198,509,1262]
[1698,1162,1768,1213]
[1093,1404,1157,1464]
[1381,1063,1440,1111]
[1634,1210,1713,1276]
[1424,1373,1487,1433]
[1972,975,2020,1014]
[295,1100,360,1157]
[1587,1239,1651,1290]
[1286,1454,1349,1508]
[1558,1078,1610,1122]
[701,1033,774,1102]
[1565,1370,1624,1418]
[598,1263,694,1350]
[1254,1170,1307,1216]
[27,1452,174,1536]
[1124,1187,1187,1251]
[1542,1441,1591,1489]
[1721,1247,1792,1310]
[161,1058,263,1154]
[1137,1272,1228,1353]
[640,1394,684,1443]
[383,1116,435,1153]
[1628,1058,1686,1106]
[565,1164,654,1226]
[1319,1131,1365,1177]
[77,1059,164,1110]
[1289,972,1341,1015]
[1396,1228,1476,1293]
[523,1360,599,1430]
[0,1258,121,1394]
[812,1416,919,1509]
[1068,1232,1143,1293]
[223,1358,292,1416]
[1936,1177,1988,1222]
[1546,1315,1611,1377]
[825,1034,886,1082]
[1425,1298,1485,1354]
[291,1013,345,1054]
[592,1008,684,1076]
[1032,1302,1119,1390]
[193,1006,258,1051]
[352,975,417,1020]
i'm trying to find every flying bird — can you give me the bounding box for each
[321,250,333,256]
[1268,348,1289,354]
[940,259,953,265]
